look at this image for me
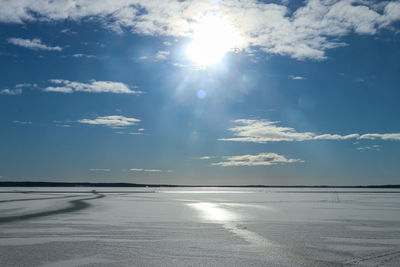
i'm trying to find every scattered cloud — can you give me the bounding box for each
[89,168,111,171]
[212,153,303,167]
[78,115,140,128]
[44,79,142,94]
[357,133,400,141]
[155,50,170,60]
[114,131,145,135]
[7,38,62,51]
[53,120,72,128]
[219,119,400,143]
[357,145,381,152]
[72,53,96,58]
[130,168,173,173]
[1,83,37,95]
[44,86,73,93]
[15,83,37,88]
[199,156,216,160]
[0,88,22,95]
[289,75,305,80]
[128,132,144,135]
[1,1,399,60]
[60,28,77,35]
[13,120,32,125]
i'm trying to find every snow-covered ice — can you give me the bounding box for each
[1,187,400,266]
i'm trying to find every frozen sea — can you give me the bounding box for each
[1,187,400,266]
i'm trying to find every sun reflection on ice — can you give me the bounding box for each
[187,202,237,222]
[187,202,273,248]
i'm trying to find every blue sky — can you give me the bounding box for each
[1,0,400,185]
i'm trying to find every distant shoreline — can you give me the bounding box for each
[0,181,399,188]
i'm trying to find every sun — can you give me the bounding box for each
[186,15,243,66]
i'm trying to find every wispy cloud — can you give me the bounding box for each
[130,168,173,173]
[53,120,72,128]
[198,156,216,160]
[13,120,32,125]
[0,88,22,95]
[212,153,303,167]
[78,115,140,128]
[8,38,62,51]
[15,83,37,88]
[114,130,145,135]
[219,119,400,143]
[44,79,142,94]
[1,83,38,95]
[72,53,96,58]
[1,1,399,60]
[89,168,111,171]
[155,50,170,60]
[289,75,305,80]
[357,145,381,152]
[60,28,77,35]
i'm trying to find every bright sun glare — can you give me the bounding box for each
[186,15,243,66]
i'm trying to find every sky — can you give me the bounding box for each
[1,0,400,185]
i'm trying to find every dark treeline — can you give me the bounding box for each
[0,181,400,188]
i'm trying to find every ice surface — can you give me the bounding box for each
[1,187,400,266]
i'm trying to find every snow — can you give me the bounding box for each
[0,187,400,266]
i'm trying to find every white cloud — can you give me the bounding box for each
[128,132,144,135]
[61,28,77,35]
[1,83,37,95]
[0,88,22,95]
[7,38,62,51]
[43,79,142,94]
[78,115,140,128]
[1,1,400,60]
[13,120,32,125]
[198,156,216,160]
[43,86,73,93]
[359,133,400,141]
[219,119,400,143]
[212,152,303,167]
[219,119,315,143]
[15,83,37,88]
[357,145,381,152]
[72,53,96,58]
[130,168,162,172]
[289,75,305,80]
[155,50,170,60]
[89,168,110,171]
